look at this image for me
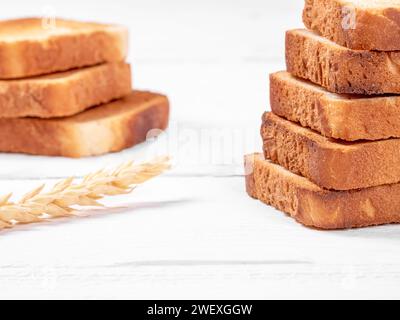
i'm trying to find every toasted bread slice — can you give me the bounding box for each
[286,29,400,94]
[270,71,400,141]
[0,62,132,118]
[0,18,128,79]
[262,112,400,191]
[303,0,400,51]
[0,91,169,158]
[245,153,400,230]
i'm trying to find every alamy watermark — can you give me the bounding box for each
[144,122,260,175]
[41,5,57,30]
[342,5,356,30]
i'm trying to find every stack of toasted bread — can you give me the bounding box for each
[0,18,169,157]
[246,0,400,229]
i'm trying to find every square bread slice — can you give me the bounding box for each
[0,62,132,118]
[0,18,128,79]
[286,29,400,95]
[303,0,400,51]
[245,153,400,230]
[270,71,400,141]
[0,91,169,158]
[262,112,400,191]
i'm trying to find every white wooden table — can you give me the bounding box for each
[0,0,399,300]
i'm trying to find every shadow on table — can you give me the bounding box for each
[0,198,194,235]
[331,225,400,241]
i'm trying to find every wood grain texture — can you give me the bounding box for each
[1,176,400,299]
[0,0,397,300]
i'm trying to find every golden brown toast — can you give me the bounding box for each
[303,0,400,51]
[262,112,400,191]
[270,71,400,141]
[0,62,131,118]
[0,18,128,78]
[245,153,400,230]
[0,91,169,158]
[286,29,400,94]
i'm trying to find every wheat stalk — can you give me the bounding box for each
[0,157,170,230]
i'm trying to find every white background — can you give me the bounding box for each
[0,0,399,300]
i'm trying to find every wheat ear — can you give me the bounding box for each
[0,157,170,230]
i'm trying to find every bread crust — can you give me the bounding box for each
[0,18,128,79]
[270,71,400,141]
[262,112,400,191]
[286,29,400,94]
[303,0,400,51]
[0,62,132,118]
[0,91,169,158]
[245,153,400,230]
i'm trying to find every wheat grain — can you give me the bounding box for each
[0,157,170,230]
